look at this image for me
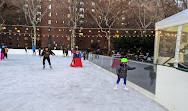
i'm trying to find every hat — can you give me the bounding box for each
[121,58,128,63]
[76,50,79,53]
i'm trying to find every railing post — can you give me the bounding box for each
[174,25,182,68]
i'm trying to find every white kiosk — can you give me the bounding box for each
[154,9,188,111]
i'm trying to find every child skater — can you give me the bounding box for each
[41,47,55,69]
[4,46,8,60]
[114,58,136,91]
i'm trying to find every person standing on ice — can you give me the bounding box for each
[4,46,8,60]
[41,47,55,69]
[1,45,5,60]
[114,58,136,91]
[32,46,36,55]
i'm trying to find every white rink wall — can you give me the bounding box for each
[155,65,188,111]
[7,49,72,56]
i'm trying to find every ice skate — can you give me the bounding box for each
[43,65,45,69]
[123,86,129,91]
[114,84,118,90]
[50,65,52,69]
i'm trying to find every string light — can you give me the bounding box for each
[89,30,91,32]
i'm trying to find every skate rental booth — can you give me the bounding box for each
[154,9,188,111]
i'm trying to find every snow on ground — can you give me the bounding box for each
[0,54,167,111]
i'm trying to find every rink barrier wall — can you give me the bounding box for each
[8,49,72,56]
[88,61,155,101]
[155,65,188,111]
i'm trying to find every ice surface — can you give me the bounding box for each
[0,54,167,111]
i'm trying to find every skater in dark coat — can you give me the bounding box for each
[114,58,136,90]
[41,47,55,69]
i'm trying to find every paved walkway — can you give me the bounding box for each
[0,54,167,111]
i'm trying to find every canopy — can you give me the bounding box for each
[155,9,188,30]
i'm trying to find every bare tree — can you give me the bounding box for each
[0,0,5,25]
[23,0,47,47]
[59,0,83,49]
[131,0,156,30]
[91,0,127,50]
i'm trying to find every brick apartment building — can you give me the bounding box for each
[0,0,158,50]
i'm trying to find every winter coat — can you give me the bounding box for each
[116,63,136,79]
[1,48,5,53]
[5,48,8,54]
[41,50,55,57]
[73,53,81,58]
[32,46,36,51]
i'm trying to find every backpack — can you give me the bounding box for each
[5,48,8,53]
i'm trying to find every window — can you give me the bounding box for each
[79,20,84,25]
[9,36,12,40]
[67,14,71,18]
[122,17,125,20]
[48,0,51,1]
[56,12,58,16]
[9,30,12,33]
[91,39,94,43]
[62,20,65,24]
[92,2,95,6]
[37,5,41,9]
[55,20,58,24]
[80,14,84,18]
[98,40,101,43]
[17,37,19,41]
[48,20,51,25]
[37,0,41,2]
[48,5,52,9]
[48,12,51,17]
[80,8,84,12]
[37,11,41,15]
[80,1,84,5]
[48,28,51,32]
[24,37,28,40]
[92,9,95,12]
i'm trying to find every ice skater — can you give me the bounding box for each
[1,45,5,60]
[4,46,8,60]
[114,58,136,91]
[41,47,55,69]
[32,46,36,55]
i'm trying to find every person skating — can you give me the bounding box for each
[38,47,41,56]
[25,46,27,53]
[4,46,8,60]
[32,46,36,55]
[114,58,136,91]
[1,45,5,60]
[41,47,55,69]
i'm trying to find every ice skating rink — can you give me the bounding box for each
[0,54,167,111]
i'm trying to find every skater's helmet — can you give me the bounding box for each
[76,50,79,54]
[2,46,5,48]
[121,58,128,63]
